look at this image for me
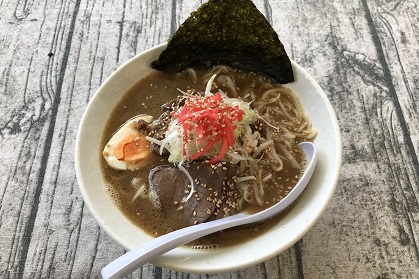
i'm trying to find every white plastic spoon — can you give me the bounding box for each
[102,142,317,279]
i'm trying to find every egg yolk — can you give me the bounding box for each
[114,133,150,164]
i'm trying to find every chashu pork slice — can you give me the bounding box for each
[148,161,238,226]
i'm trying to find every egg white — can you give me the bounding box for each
[103,115,153,170]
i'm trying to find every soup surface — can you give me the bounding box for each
[101,67,315,248]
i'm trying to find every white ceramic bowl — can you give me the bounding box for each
[75,43,342,273]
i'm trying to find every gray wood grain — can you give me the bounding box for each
[0,0,418,278]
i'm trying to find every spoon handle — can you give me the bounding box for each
[101,213,246,279]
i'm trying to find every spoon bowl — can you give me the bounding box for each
[102,141,317,279]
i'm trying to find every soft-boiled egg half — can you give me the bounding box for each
[103,115,153,170]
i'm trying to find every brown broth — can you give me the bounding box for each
[101,69,306,248]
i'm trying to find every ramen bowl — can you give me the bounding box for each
[75,43,342,273]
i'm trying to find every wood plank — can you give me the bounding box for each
[1,0,418,278]
[265,0,419,277]
[15,0,176,278]
[0,0,83,277]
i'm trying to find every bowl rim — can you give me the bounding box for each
[75,42,342,273]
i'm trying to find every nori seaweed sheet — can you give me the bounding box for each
[151,0,294,84]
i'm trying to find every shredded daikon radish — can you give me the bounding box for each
[178,163,195,203]
[205,74,217,96]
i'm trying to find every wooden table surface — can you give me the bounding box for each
[1,0,418,278]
